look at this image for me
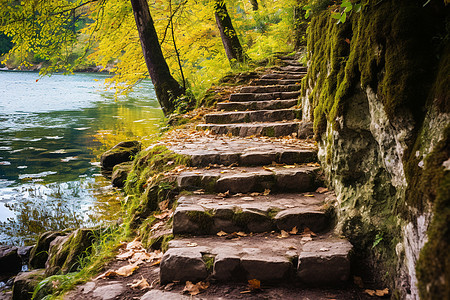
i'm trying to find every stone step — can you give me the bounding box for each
[204,109,301,124]
[217,99,298,111]
[239,84,300,94]
[160,235,352,284]
[281,59,303,66]
[229,91,300,102]
[166,135,317,167]
[250,79,300,86]
[196,122,300,137]
[261,73,305,80]
[173,192,334,235]
[275,66,307,73]
[175,165,320,193]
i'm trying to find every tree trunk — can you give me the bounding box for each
[250,0,258,11]
[130,0,184,115]
[214,0,248,66]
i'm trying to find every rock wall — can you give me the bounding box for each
[301,1,449,299]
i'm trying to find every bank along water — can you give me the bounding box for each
[0,71,164,246]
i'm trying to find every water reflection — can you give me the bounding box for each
[0,71,163,245]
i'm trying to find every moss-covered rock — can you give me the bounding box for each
[111,161,133,188]
[12,269,46,300]
[29,231,67,270]
[100,140,141,172]
[301,1,449,298]
[44,228,98,276]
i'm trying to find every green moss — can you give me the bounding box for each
[123,145,190,229]
[411,126,450,300]
[303,1,446,136]
[202,254,216,273]
[160,234,174,253]
[186,210,214,234]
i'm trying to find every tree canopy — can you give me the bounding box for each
[0,0,299,102]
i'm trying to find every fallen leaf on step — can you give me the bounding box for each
[301,227,317,237]
[248,279,261,291]
[128,276,151,289]
[289,246,297,250]
[187,242,198,247]
[304,194,315,197]
[236,232,247,237]
[250,192,261,196]
[316,187,329,194]
[193,189,205,195]
[217,231,228,236]
[278,230,290,238]
[116,250,134,260]
[150,259,161,266]
[115,264,139,277]
[262,166,276,172]
[183,281,210,295]
[290,226,298,235]
[301,236,313,242]
[375,288,389,296]
[126,239,143,250]
[154,210,172,220]
[263,189,271,196]
[283,165,296,169]
[217,190,230,198]
[364,289,376,296]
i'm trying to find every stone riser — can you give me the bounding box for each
[240,84,300,94]
[196,122,299,137]
[204,109,301,124]
[160,237,352,285]
[275,66,308,73]
[173,193,331,235]
[183,149,317,167]
[217,99,298,111]
[230,91,301,102]
[176,166,320,194]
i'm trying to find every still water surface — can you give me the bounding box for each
[0,71,163,245]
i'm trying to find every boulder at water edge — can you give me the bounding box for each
[12,269,46,300]
[100,141,141,171]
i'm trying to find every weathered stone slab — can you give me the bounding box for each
[161,235,350,284]
[229,91,301,102]
[141,290,190,300]
[204,109,301,124]
[217,99,298,111]
[100,140,141,171]
[196,122,300,137]
[176,166,319,193]
[261,73,305,80]
[275,66,308,73]
[160,248,208,284]
[92,282,124,300]
[297,239,353,285]
[166,135,317,167]
[249,79,300,86]
[240,84,300,93]
[173,193,331,234]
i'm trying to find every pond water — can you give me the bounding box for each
[0,71,163,245]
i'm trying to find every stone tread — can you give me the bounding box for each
[217,99,298,111]
[168,137,317,166]
[240,84,301,94]
[261,73,306,80]
[229,91,301,102]
[175,165,320,193]
[196,122,300,137]
[274,65,307,73]
[160,235,352,284]
[250,79,300,86]
[173,192,334,234]
[204,109,301,124]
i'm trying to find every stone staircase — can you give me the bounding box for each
[160,56,353,287]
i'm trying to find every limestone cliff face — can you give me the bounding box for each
[301,1,449,299]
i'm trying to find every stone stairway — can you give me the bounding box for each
[160,57,353,288]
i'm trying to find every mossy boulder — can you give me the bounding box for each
[100,141,141,172]
[111,161,133,188]
[12,269,46,300]
[44,228,98,276]
[29,231,67,270]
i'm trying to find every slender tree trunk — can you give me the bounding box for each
[214,0,248,66]
[293,0,308,49]
[250,0,258,11]
[130,0,184,115]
